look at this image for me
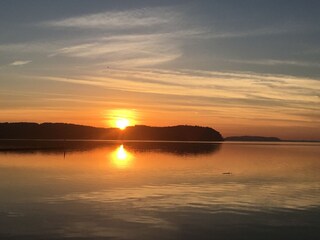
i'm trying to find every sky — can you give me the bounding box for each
[0,0,319,140]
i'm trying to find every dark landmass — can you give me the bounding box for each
[121,125,223,141]
[0,122,223,141]
[0,139,221,156]
[224,136,281,141]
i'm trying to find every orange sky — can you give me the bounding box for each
[1,1,320,140]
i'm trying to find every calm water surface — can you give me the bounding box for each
[0,141,319,239]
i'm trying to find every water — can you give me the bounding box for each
[0,141,319,239]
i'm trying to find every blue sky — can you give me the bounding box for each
[0,0,319,139]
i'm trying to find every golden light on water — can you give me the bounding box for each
[116,145,127,160]
[110,145,133,169]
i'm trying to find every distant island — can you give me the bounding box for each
[225,136,281,141]
[0,122,224,141]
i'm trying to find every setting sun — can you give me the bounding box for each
[116,118,129,130]
[107,109,137,129]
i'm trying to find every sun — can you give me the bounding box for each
[116,118,129,130]
[106,109,137,129]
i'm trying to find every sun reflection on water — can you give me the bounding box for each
[110,145,133,169]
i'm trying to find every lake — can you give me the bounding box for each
[0,141,319,240]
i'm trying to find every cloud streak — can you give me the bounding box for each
[33,68,319,124]
[50,33,182,67]
[42,7,198,67]
[44,7,177,29]
[9,60,32,66]
[229,59,320,68]
[208,25,300,39]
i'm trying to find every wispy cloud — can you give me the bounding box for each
[229,59,320,68]
[0,7,191,69]
[206,23,304,39]
[42,7,203,67]
[44,7,177,29]
[9,60,32,66]
[34,68,320,121]
[50,33,182,67]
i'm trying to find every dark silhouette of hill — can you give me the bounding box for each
[0,122,223,141]
[0,122,116,139]
[225,136,281,141]
[121,125,223,141]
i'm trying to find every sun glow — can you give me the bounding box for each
[106,109,137,129]
[116,118,129,130]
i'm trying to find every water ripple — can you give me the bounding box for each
[46,181,320,215]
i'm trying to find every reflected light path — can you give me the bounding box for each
[110,145,133,169]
